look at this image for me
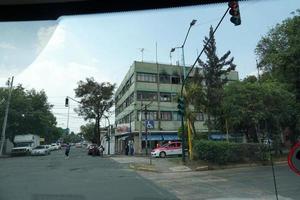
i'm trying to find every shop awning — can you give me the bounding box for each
[142,134,179,141]
[142,135,162,141]
[120,136,129,141]
[162,134,179,141]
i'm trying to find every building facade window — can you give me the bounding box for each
[159,74,171,84]
[171,76,180,84]
[137,91,157,101]
[137,111,157,121]
[172,112,181,121]
[136,73,157,83]
[160,93,171,102]
[196,112,204,121]
[160,111,172,121]
[171,93,178,102]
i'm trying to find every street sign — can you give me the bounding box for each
[288,142,300,175]
[145,120,154,129]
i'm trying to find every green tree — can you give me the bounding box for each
[79,122,95,142]
[255,10,300,137]
[0,85,59,142]
[74,77,115,145]
[222,79,297,147]
[196,26,236,134]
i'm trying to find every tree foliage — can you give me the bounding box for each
[0,85,61,143]
[255,10,300,139]
[255,10,300,101]
[74,77,115,145]
[194,26,236,133]
[79,122,95,142]
[222,79,297,144]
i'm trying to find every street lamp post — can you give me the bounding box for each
[170,19,197,164]
[170,19,197,78]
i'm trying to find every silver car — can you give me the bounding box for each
[31,145,50,156]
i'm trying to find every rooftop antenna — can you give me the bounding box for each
[139,48,145,62]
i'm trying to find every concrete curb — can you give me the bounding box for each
[129,163,158,173]
[193,161,288,171]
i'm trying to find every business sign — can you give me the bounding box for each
[145,120,154,129]
[288,142,300,175]
[116,123,130,134]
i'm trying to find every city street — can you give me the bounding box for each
[0,148,178,200]
[137,162,300,200]
[2,148,299,200]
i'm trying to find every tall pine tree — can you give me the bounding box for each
[197,26,236,134]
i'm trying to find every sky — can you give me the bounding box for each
[0,0,299,133]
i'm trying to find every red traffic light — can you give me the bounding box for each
[228,0,241,26]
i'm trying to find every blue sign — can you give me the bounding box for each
[145,120,154,129]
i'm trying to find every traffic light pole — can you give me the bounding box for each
[179,7,230,164]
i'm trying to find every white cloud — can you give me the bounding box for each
[36,25,57,54]
[0,42,16,50]
[15,58,111,132]
[47,25,66,50]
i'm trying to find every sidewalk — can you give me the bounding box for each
[110,155,288,173]
[110,155,192,173]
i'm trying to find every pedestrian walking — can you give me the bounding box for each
[99,145,105,157]
[65,143,71,159]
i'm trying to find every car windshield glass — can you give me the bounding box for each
[1,1,300,200]
[14,142,32,147]
[35,146,44,149]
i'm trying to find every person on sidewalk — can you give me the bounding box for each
[65,143,71,159]
[125,143,129,155]
[130,143,134,156]
[99,145,105,157]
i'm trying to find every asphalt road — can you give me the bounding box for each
[138,162,300,200]
[0,148,178,200]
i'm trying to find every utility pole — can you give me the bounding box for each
[138,101,143,154]
[0,76,14,156]
[179,8,230,164]
[144,105,148,155]
[256,59,260,81]
[156,42,161,131]
[65,96,80,134]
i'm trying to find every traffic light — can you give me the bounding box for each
[228,0,241,26]
[177,97,185,116]
[65,97,69,107]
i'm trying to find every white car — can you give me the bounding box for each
[31,145,50,156]
[50,143,60,150]
[45,144,54,151]
[151,142,182,158]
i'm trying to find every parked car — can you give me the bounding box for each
[45,144,52,151]
[75,143,82,148]
[50,143,60,150]
[31,145,50,156]
[151,142,182,158]
[88,144,100,156]
[61,143,67,148]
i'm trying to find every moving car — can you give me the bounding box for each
[31,145,50,156]
[151,142,182,158]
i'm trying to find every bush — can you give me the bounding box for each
[193,140,268,165]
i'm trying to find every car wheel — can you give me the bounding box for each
[159,151,166,158]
